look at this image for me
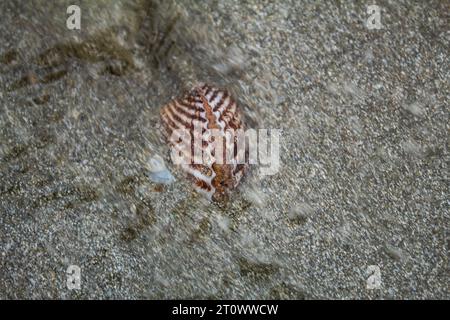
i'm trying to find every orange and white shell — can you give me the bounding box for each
[160,83,248,202]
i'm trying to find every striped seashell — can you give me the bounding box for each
[160,83,248,202]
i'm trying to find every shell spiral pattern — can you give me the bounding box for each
[160,83,248,202]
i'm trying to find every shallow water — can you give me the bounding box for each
[0,0,448,299]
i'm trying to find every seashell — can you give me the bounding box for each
[160,83,248,202]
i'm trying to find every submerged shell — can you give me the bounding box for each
[160,83,248,201]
